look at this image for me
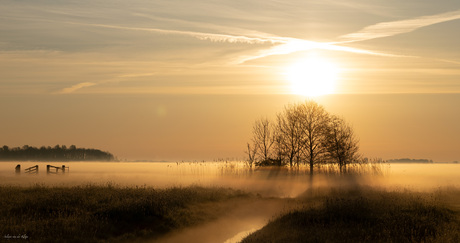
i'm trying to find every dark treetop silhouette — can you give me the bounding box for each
[247,100,361,172]
[0,145,115,161]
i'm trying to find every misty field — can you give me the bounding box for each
[0,185,260,242]
[243,187,460,243]
[1,162,460,242]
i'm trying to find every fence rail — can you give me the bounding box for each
[14,164,69,175]
[25,165,39,174]
[47,165,69,174]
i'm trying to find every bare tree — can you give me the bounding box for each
[323,116,361,173]
[246,100,362,174]
[276,104,303,167]
[271,120,285,164]
[245,142,258,169]
[297,100,330,174]
[252,118,275,162]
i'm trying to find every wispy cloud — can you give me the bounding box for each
[56,72,162,94]
[321,0,399,18]
[339,9,460,42]
[65,22,284,45]
[66,21,400,64]
[55,8,460,94]
[58,82,96,94]
[234,39,402,64]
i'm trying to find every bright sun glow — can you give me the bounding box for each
[285,57,339,97]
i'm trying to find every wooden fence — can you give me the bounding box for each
[46,165,69,174]
[14,164,69,175]
[25,165,39,174]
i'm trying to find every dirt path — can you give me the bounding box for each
[150,198,298,243]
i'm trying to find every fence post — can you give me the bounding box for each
[47,165,50,174]
[15,164,21,175]
[62,165,66,174]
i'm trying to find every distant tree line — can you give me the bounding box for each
[387,158,433,163]
[0,145,115,161]
[246,100,361,173]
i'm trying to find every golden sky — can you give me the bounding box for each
[1,0,459,161]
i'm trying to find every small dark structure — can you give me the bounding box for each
[256,158,283,167]
[47,165,69,175]
[15,164,21,174]
[25,165,39,174]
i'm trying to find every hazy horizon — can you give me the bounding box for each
[1,0,459,162]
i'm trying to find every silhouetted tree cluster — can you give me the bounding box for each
[387,158,433,163]
[247,100,361,172]
[0,145,115,161]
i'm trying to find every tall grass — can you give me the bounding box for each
[242,187,460,243]
[0,184,250,242]
[217,161,388,177]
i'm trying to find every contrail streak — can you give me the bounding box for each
[339,9,460,43]
[58,82,96,94]
[65,21,400,64]
[65,22,286,45]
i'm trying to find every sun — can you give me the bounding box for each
[285,56,339,97]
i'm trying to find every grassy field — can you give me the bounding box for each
[2,184,459,243]
[242,186,460,243]
[1,162,460,242]
[0,184,253,242]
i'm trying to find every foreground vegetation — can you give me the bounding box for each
[1,178,459,242]
[0,184,250,242]
[242,187,460,243]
